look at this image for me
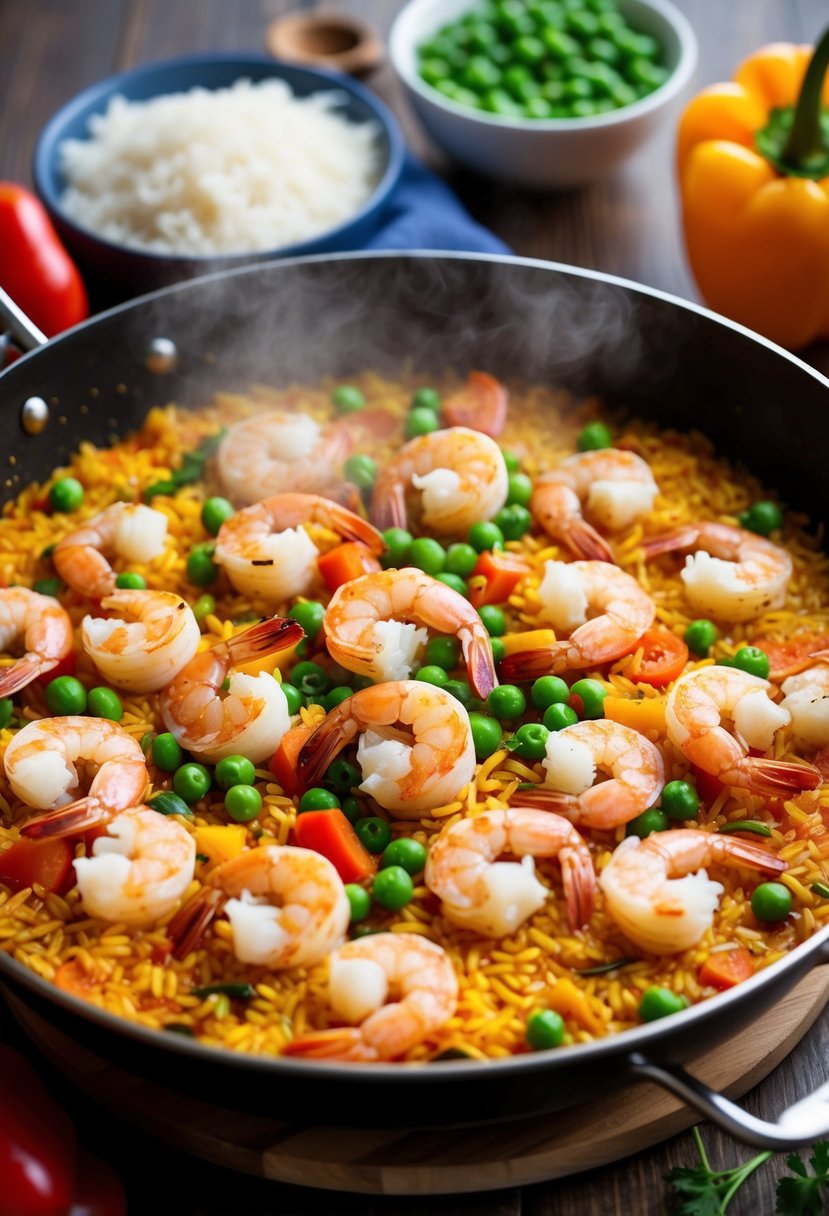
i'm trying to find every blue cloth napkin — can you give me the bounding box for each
[364,153,511,255]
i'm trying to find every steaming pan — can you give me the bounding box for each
[1,253,829,1148]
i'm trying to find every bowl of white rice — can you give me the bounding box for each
[33,54,405,300]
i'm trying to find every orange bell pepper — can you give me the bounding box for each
[317,542,381,593]
[467,549,530,608]
[293,809,377,883]
[677,28,829,349]
[268,721,317,797]
[699,947,754,990]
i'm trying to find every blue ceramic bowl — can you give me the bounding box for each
[33,53,405,300]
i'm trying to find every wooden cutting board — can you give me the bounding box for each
[7,967,829,1197]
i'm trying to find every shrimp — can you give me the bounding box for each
[779,654,829,747]
[532,449,658,562]
[73,805,196,928]
[641,521,792,623]
[514,720,665,829]
[500,560,655,680]
[5,716,147,834]
[283,933,458,1061]
[213,492,384,603]
[323,568,498,697]
[216,411,351,506]
[169,845,349,969]
[159,615,304,764]
[370,427,508,535]
[0,588,74,698]
[53,502,168,598]
[424,807,596,935]
[81,589,201,694]
[297,681,476,817]
[600,828,787,955]
[665,666,820,797]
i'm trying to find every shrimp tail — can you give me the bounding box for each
[509,788,580,816]
[167,887,224,960]
[740,757,821,797]
[0,657,43,698]
[717,836,788,875]
[371,484,407,533]
[223,616,305,664]
[499,648,561,681]
[296,709,356,787]
[465,634,498,699]
[641,526,700,559]
[560,845,596,929]
[326,504,386,556]
[566,518,616,564]
[282,1028,374,1061]
[22,797,108,840]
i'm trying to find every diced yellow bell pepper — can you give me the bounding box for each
[195,824,247,867]
[499,628,557,657]
[547,977,604,1035]
[603,694,667,735]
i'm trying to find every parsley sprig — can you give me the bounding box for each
[665,1127,829,1215]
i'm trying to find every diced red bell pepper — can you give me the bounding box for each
[468,550,530,608]
[294,808,377,883]
[317,542,381,593]
[692,763,726,806]
[268,722,317,797]
[699,947,754,990]
[36,650,77,686]
[0,837,74,895]
[442,371,508,437]
[0,1044,77,1216]
[68,1150,127,1216]
[628,629,689,687]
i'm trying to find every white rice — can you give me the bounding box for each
[58,78,381,255]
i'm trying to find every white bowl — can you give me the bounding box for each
[390,0,698,189]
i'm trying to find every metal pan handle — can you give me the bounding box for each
[0,285,47,352]
[628,1053,829,1149]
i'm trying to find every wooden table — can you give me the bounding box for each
[1,1,828,1212]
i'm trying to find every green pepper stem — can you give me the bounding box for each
[782,23,829,170]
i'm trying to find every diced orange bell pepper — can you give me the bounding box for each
[0,837,74,895]
[269,721,317,797]
[317,542,381,592]
[468,550,530,608]
[699,947,754,990]
[499,628,557,657]
[603,694,667,735]
[547,977,604,1035]
[294,809,377,883]
[194,824,247,868]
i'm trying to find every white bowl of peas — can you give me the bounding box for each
[389,0,697,189]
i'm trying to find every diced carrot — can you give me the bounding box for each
[500,628,557,657]
[317,542,381,593]
[442,371,508,437]
[269,721,317,797]
[194,824,247,868]
[55,958,99,1000]
[699,948,754,990]
[0,836,74,895]
[468,550,530,608]
[547,977,604,1034]
[603,694,667,735]
[294,809,377,883]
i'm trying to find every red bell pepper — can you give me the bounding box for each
[0,1044,77,1216]
[442,371,508,437]
[0,837,74,895]
[627,629,689,687]
[68,1150,127,1216]
[294,808,377,883]
[268,721,317,797]
[0,183,87,338]
[699,947,754,990]
[317,542,381,593]
[468,550,530,608]
[36,650,77,686]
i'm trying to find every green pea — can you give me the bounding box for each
[173,762,212,804]
[32,577,62,598]
[344,454,377,491]
[487,684,526,720]
[468,521,504,553]
[298,788,340,813]
[201,496,234,536]
[513,34,546,65]
[577,421,612,451]
[291,660,331,697]
[325,758,362,796]
[406,408,442,438]
[332,385,366,413]
[531,675,570,709]
[444,678,474,706]
[540,27,579,58]
[345,883,371,922]
[49,477,84,512]
[215,754,256,790]
[193,594,215,623]
[625,808,670,838]
[739,501,783,537]
[569,678,606,719]
[411,386,441,411]
[445,542,479,577]
[526,1009,565,1049]
[661,780,700,821]
[437,572,469,596]
[290,600,325,641]
[372,865,414,910]
[424,636,461,670]
[323,686,354,712]
[543,702,578,731]
[478,605,507,637]
[152,732,184,773]
[494,504,532,541]
[490,637,506,664]
[469,712,503,759]
[501,450,521,473]
[186,544,218,586]
[416,664,450,689]
[409,537,446,576]
[733,646,770,680]
[510,722,550,761]
[341,796,364,825]
[506,472,533,507]
[0,699,13,730]
[751,881,793,922]
[639,987,688,1022]
[684,619,717,657]
[84,686,122,721]
[463,55,502,92]
[225,785,262,823]
[382,528,413,567]
[381,837,428,875]
[275,682,301,716]
[45,675,87,715]
[355,817,392,854]
[114,571,146,591]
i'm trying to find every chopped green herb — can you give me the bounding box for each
[165,1023,195,1037]
[718,820,772,838]
[195,853,209,864]
[147,791,194,818]
[812,881,829,899]
[578,958,636,976]
[192,982,256,1000]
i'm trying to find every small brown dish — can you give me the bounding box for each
[265,10,383,77]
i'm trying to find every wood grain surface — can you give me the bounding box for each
[1,2,829,1213]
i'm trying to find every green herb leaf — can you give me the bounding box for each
[811,881,829,899]
[578,958,636,976]
[718,820,772,838]
[665,1128,773,1215]
[776,1141,829,1214]
[192,982,256,1000]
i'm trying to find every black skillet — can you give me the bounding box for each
[1,252,829,1147]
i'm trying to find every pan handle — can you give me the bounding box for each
[628,1054,829,1150]
[0,285,47,352]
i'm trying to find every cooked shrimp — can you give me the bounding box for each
[217,411,351,506]
[5,716,147,830]
[169,845,349,969]
[73,805,196,928]
[780,654,829,747]
[283,933,458,1061]
[642,521,792,622]
[53,503,168,598]
[425,807,596,935]
[600,828,787,954]
[370,426,508,535]
[214,492,383,603]
[82,589,201,694]
[666,666,820,797]
[160,616,304,764]
[0,588,74,698]
[515,720,665,829]
[323,568,498,697]
[532,449,658,562]
[500,560,655,680]
[297,680,476,817]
